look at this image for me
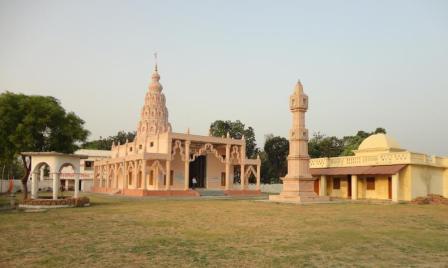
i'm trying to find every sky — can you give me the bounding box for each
[0,0,447,156]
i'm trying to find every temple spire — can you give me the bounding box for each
[154,52,158,72]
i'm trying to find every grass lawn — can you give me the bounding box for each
[0,194,447,267]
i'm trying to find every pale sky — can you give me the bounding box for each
[0,0,447,156]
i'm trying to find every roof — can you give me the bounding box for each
[358,133,402,151]
[75,149,111,157]
[310,164,407,176]
[21,151,88,159]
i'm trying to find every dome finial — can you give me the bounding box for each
[154,52,158,72]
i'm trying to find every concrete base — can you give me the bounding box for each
[269,177,330,203]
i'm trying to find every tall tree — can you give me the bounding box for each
[82,131,136,150]
[0,92,89,199]
[209,120,259,158]
[262,135,289,183]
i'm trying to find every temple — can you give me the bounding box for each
[92,62,261,196]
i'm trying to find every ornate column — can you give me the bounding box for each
[184,141,191,190]
[225,144,231,190]
[165,159,171,190]
[52,173,59,200]
[351,175,358,200]
[31,172,38,199]
[392,173,399,202]
[256,163,261,191]
[270,80,329,203]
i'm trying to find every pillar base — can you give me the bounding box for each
[269,177,330,203]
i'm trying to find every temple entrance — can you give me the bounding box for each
[189,156,206,188]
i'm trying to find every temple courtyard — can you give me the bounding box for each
[1,194,447,267]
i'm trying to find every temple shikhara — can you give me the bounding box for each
[92,63,261,196]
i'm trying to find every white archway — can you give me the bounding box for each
[21,152,87,200]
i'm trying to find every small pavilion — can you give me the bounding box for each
[21,152,88,200]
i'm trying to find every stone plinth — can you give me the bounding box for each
[269,177,330,203]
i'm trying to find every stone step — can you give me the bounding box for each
[196,189,226,196]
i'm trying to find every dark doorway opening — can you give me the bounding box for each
[388,176,392,199]
[189,156,206,188]
[347,175,352,198]
[313,179,320,195]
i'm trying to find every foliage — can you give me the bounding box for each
[209,120,259,158]
[0,91,89,198]
[262,135,289,183]
[309,132,345,158]
[82,131,136,150]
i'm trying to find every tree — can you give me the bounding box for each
[309,132,345,158]
[262,135,289,183]
[209,120,259,158]
[0,92,89,199]
[82,131,136,150]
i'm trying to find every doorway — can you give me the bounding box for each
[189,156,206,188]
[388,177,392,199]
[313,179,320,195]
[347,175,352,198]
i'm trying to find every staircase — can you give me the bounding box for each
[196,189,226,197]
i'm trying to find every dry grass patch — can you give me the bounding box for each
[0,194,447,267]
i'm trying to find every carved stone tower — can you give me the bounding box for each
[135,63,172,142]
[270,80,329,203]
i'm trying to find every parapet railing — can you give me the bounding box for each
[310,152,447,168]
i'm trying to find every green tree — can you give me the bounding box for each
[309,132,345,158]
[209,120,259,158]
[0,92,89,199]
[262,135,289,183]
[83,131,136,150]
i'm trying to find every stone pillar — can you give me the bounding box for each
[40,166,45,181]
[133,161,138,189]
[52,173,59,200]
[123,161,127,191]
[31,172,38,199]
[142,160,147,190]
[74,173,80,198]
[351,175,358,200]
[225,144,231,190]
[392,173,399,202]
[100,166,104,188]
[240,164,245,190]
[269,80,329,203]
[319,175,327,196]
[65,178,69,191]
[256,165,261,191]
[165,159,171,190]
[184,141,191,190]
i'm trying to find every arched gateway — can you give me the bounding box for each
[92,62,261,196]
[21,152,88,200]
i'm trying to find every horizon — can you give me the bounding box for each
[1,0,447,156]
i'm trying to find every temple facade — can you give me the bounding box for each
[92,64,261,196]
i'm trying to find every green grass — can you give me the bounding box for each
[1,193,448,267]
